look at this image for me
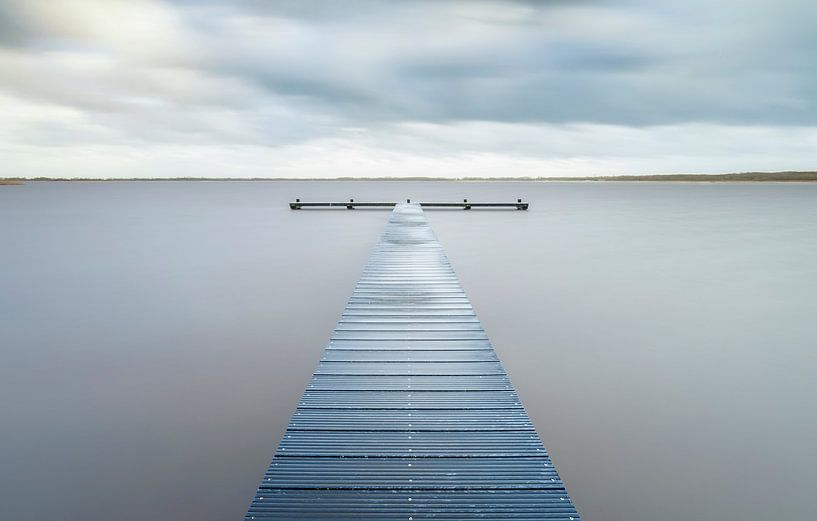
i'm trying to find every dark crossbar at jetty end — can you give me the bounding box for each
[244,202,578,520]
[289,198,529,210]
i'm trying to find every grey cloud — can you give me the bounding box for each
[169,0,817,127]
[0,4,37,46]
[0,0,816,160]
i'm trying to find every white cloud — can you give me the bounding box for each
[3,91,815,178]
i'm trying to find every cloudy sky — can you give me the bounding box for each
[1,0,815,178]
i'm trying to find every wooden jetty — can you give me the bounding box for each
[245,203,579,520]
[290,199,529,210]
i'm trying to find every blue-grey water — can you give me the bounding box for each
[1,181,815,521]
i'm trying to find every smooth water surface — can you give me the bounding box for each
[1,181,815,520]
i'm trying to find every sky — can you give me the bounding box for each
[1,0,816,178]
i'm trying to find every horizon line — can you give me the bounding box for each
[3,171,817,182]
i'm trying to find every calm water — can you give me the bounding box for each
[1,181,816,521]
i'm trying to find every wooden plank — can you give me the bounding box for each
[245,203,578,520]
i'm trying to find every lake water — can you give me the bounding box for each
[1,181,816,521]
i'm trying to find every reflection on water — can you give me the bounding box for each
[1,181,815,521]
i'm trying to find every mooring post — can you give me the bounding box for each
[463,198,471,210]
[347,198,354,210]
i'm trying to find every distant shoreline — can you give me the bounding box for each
[3,171,817,183]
